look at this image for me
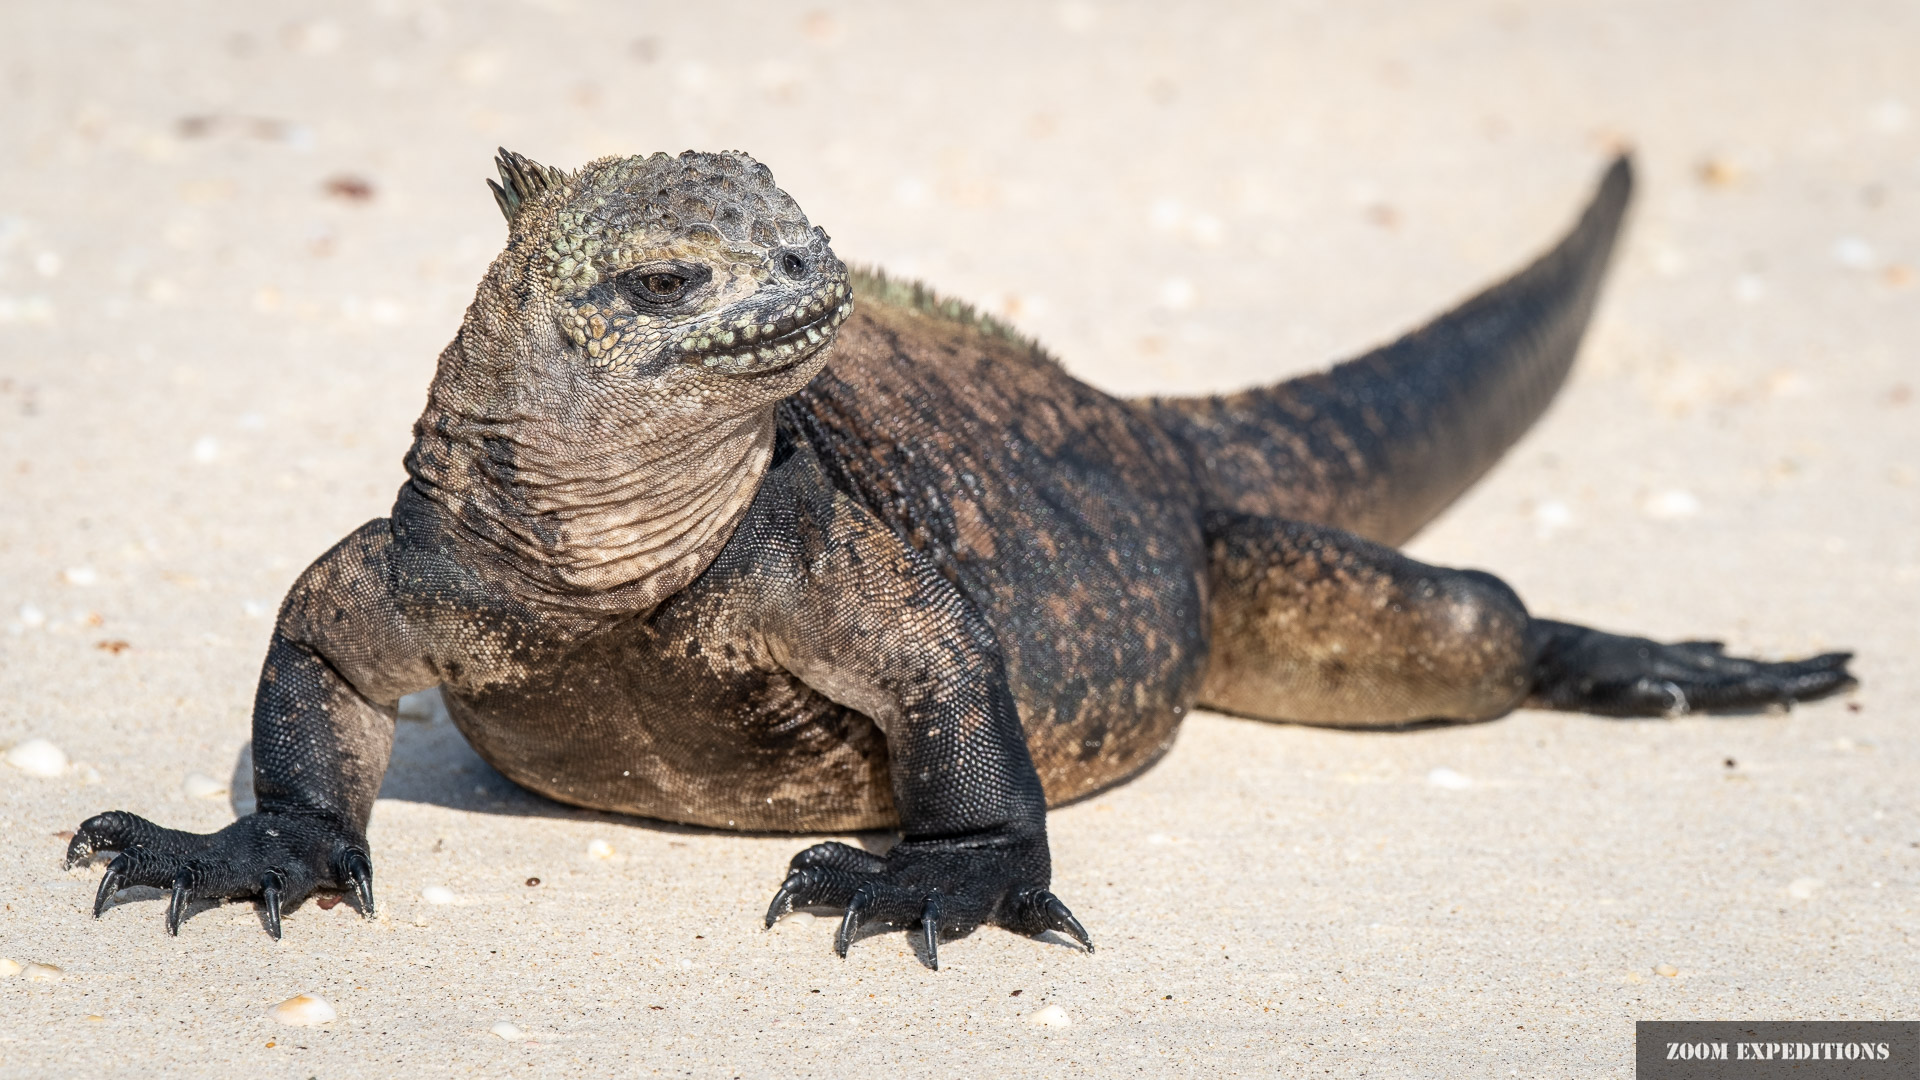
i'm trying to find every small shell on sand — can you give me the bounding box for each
[586,839,615,860]
[24,963,63,982]
[182,772,228,799]
[267,994,336,1026]
[421,886,456,905]
[1788,877,1823,900]
[0,958,23,977]
[490,1021,526,1041]
[5,739,69,777]
[1426,767,1472,790]
[1026,1004,1072,1028]
[1654,964,1680,977]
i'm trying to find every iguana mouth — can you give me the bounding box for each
[678,282,854,376]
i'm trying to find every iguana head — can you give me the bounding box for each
[408,150,852,606]
[478,148,850,401]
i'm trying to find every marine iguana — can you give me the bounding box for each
[66,149,1852,966]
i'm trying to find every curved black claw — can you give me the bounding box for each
[764,880,797,929]
[65,808,370,939]
[764,867,852,929]
[922,895,941,971]
[92,854,129,918]
[835,888,872,959]
[338,849,376,919]
[166,868,193,936]
[764,833,1087,969]
[260,870,285,940]
[1528,621,1857,717]
[1032,890,1094,953]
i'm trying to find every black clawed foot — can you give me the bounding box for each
[763,829,1089,968]
[64,809,369,939]
[260,870,285,940]
[1529,620,1858,718]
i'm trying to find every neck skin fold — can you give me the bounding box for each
[404,394,777,618]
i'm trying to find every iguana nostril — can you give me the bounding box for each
[779,251,808,279]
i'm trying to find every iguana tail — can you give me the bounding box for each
[1142,155,1633,546]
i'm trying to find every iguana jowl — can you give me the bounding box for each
[67,149,1852,964]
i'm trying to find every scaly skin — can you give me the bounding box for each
[67,150,1852,966]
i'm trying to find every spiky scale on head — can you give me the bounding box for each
[488,148,568,224]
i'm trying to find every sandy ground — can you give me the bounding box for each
[2,1,1916,1076]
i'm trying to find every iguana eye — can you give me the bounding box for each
[642,273,684,299]
[613,263,710,309]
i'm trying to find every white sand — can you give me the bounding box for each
[2,2,1914,1075]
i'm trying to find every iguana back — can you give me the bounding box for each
[776,160,1631,798]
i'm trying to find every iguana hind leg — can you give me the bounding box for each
[1198,512,1533,726]
[1198,512,1853,727]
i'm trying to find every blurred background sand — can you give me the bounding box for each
[1,1,1915,1075]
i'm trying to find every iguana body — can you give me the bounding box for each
[68,150,1851,964]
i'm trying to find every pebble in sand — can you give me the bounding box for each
[5,739,69,777]
[1026,1004,1072,1028]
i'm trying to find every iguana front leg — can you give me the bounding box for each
[750,458,1091,968]
[67,520,437,937]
